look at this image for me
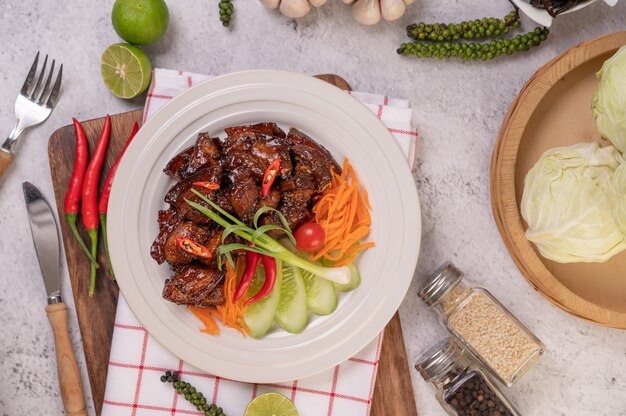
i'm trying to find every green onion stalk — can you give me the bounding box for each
[186,189,350,285]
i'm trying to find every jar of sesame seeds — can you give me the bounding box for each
[415,337,521,416]
[418,262,545,387]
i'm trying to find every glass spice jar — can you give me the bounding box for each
[415,337,521,416]
[418,262,545,387]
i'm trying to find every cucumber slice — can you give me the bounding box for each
[243,260,282,339]
[302,269,337,315]
[275,263,308,334]
[333,263,361,292]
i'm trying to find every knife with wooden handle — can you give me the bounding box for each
[23,181,87,416]
[0,150,14,178]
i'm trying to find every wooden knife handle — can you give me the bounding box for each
[0,151,14,179]
[46,303,87,416]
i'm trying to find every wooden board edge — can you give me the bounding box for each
[372,312,418,416]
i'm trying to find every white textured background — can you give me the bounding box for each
[1,1,626,415]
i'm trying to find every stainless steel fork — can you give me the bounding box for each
[0,52,63,178]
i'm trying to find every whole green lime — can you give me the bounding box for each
[111,0,169,46]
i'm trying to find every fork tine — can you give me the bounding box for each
[20,52,39,96]
[37,59,55,104]
[46,64,63,108]
[30,54,48,100]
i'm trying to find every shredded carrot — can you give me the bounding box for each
[188,257,250,337]
[311,158,374,266]
[189,305,220,335]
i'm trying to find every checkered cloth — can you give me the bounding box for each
[102,69,418,416]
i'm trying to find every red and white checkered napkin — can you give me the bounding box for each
[102,69,418,416]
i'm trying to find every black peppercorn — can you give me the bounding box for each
[445,373,514,416]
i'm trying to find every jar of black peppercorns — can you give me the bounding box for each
[415,337,520,416]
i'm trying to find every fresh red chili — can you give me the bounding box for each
[64,118,99,267]
[98,122,138,215]
[193,181,220,190]
[261,158,281,197]
[98,121,139,279]
[82,114,111,296]
[233,250,261,303]
[176,237,213,259]
[244,255,277,306]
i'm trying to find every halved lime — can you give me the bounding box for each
[101,43,152,99]
[245,392,298,416]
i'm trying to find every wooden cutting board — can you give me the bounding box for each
[48,74,417,416]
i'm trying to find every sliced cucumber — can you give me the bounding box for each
[243,260,282,339]
[333,263,361,292]
[274,263,308,334]
[301,269,337,315]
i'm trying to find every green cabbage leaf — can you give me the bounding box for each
[608,161,626,237]
[592,45,626,153]
[521,142,626,263]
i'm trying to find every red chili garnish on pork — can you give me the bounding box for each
[176,237,213,259]
[193,181,220,190]
[261,158,281,197]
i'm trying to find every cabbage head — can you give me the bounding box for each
[521,142,626,263]
[608,161,626,237]
[592,45,626,153]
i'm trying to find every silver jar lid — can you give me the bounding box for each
[415,337,468,382]
[418,262,463,307]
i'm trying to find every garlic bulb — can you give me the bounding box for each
[260,0,281,8]
[279,0,311,18]
[352,0,381,25]
[259,0,412,23]
[380,0,405,21]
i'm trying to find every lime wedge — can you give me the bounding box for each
[245,392,298,416]
[101,43,152,99]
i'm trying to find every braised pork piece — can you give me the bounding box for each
[151,123,340,308]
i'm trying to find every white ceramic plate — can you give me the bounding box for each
[108,70,421,382]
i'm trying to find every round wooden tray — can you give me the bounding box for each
[491,31,626,329]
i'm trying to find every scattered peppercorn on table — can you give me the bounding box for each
[2,1,626,416]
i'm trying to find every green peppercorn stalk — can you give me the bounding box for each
[161,371,226,416]
[397,27,550,61]
[407,10,521,42]
[219,0,234,27]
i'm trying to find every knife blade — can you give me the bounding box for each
[23,181,87,416]
[23,181,62,303]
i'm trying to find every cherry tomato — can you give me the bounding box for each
[294,222,325,252]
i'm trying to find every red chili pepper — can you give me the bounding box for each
[233,250,261,303]
[244,255,277,306]
[193,181,220,190]
[98,122,139,280]
[64,118,99,268]
[81,114,111,296]
[261,158,281,197]
[176,237,213,259]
